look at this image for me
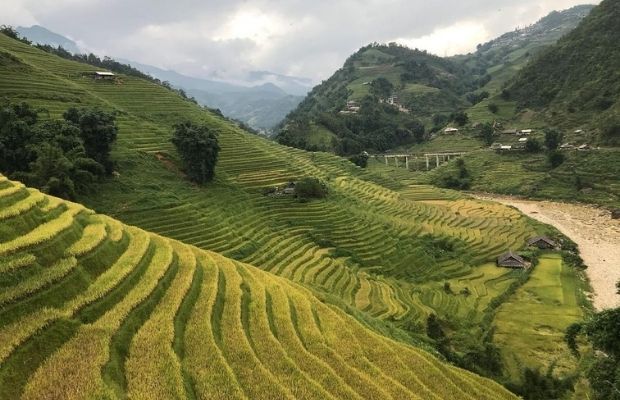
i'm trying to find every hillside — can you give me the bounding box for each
[0,30,590,393]
[277,43,475,153]
[457,4,594,97]
[277,6,593,154]
[13,25,307,133]
[503,0,619,144]
[0,176,520,399]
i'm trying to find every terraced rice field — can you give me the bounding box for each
[0,176,519,399]
[0,32,588,385]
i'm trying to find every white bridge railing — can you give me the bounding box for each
[371,152,466,170]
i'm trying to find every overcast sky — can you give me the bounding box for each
[4,0,598,84]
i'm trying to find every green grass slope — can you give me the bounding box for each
[0,32,589,384]
[500,0,620,142]
[0,175,519,400]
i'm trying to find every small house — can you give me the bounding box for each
[444,127,459,134]
[559,143,574,150]
[577,144,590,151]
[517,129,533,136]
[92,71,116,80]
[501,129,517,135]
[518,137,528,143]
[497,251,527,269]
[283,182,296,195]
[527,236,558,249]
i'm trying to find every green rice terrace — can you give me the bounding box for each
[0,176,521,399]
[0,31,591,397]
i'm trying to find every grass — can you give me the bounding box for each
[493,254,586,380]
[0,175,518,399]
[0,30,594,396]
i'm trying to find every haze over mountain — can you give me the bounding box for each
[14,24,309,132]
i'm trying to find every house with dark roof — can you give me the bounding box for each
[527,236,558,249]
[497,251,527,269]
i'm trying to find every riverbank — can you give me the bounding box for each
[473,194,620,310]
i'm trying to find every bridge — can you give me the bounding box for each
[373,152,466,170]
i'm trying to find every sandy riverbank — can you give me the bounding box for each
[473,194,620,310]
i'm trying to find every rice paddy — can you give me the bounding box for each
[0,31,590,396]
[0,177,518,399]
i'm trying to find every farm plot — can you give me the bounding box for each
[0,175,517,399]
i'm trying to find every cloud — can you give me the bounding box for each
[394,22,490,57]
[6,0,600,84]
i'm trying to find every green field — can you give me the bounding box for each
[0,32,593,396]
[0,176,520,399]
[494,254,586,378]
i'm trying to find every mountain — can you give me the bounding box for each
[14,26,307,133]
[0,176,518,399]
[278,5,594,154]
[115,58,306,133]
[456,4,595,96]
[504,0,619,144]
[0,30,590,394]
[16,25,81,54]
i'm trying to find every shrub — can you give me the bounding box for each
[488,103,499,114]
[295,177,328,200]
[548,151,565,168]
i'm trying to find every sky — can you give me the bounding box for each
[3,0,598,84]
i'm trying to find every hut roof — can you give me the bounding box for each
[497,251,526,268]
[527,236,557,247]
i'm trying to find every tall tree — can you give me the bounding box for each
[63,107,118,174]
[171,121,220,184]
[544,128,564,151]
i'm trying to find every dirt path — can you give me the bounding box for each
[473,194,620,310]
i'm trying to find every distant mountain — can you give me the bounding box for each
[504,0,619,144]
[16,25,81,54]
[15,26,308,133]
[121,60,305,132]
[456,4,595,96]
[277,5,594,154]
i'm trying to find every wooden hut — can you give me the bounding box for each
[497,251,527,269]
[527,236,558,249]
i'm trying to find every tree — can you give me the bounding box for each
[295,177,328,200]
[369,77,394,99]
[544,128,564,151]
[349,152,369,168]
[479,122,495,146]
[171,121,220,184]
[488,103,499,114]
[548,151,565,168]
[452,111,469,127]
[525,138,542,153]
[565,308,620,400]
[63,108,118,174]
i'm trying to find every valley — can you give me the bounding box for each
[1,1,619,398]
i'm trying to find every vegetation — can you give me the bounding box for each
[566,308,620,400]
[0,29,599,398]
[505,0,619,143]
[171,121,220,184]
[0,102,115,199]
[294,177,328,200]
[0,176,518,399]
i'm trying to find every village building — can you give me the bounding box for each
[444,127,459,134]
[517,129,533,136]
[86,71,116,80]
[282,182,296,195]
[560,143,574,150]
[340,100,361,114]
[501,129,517,135]
[497,251,527,269]
[527,236,558,249]
[578,144,591,151]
